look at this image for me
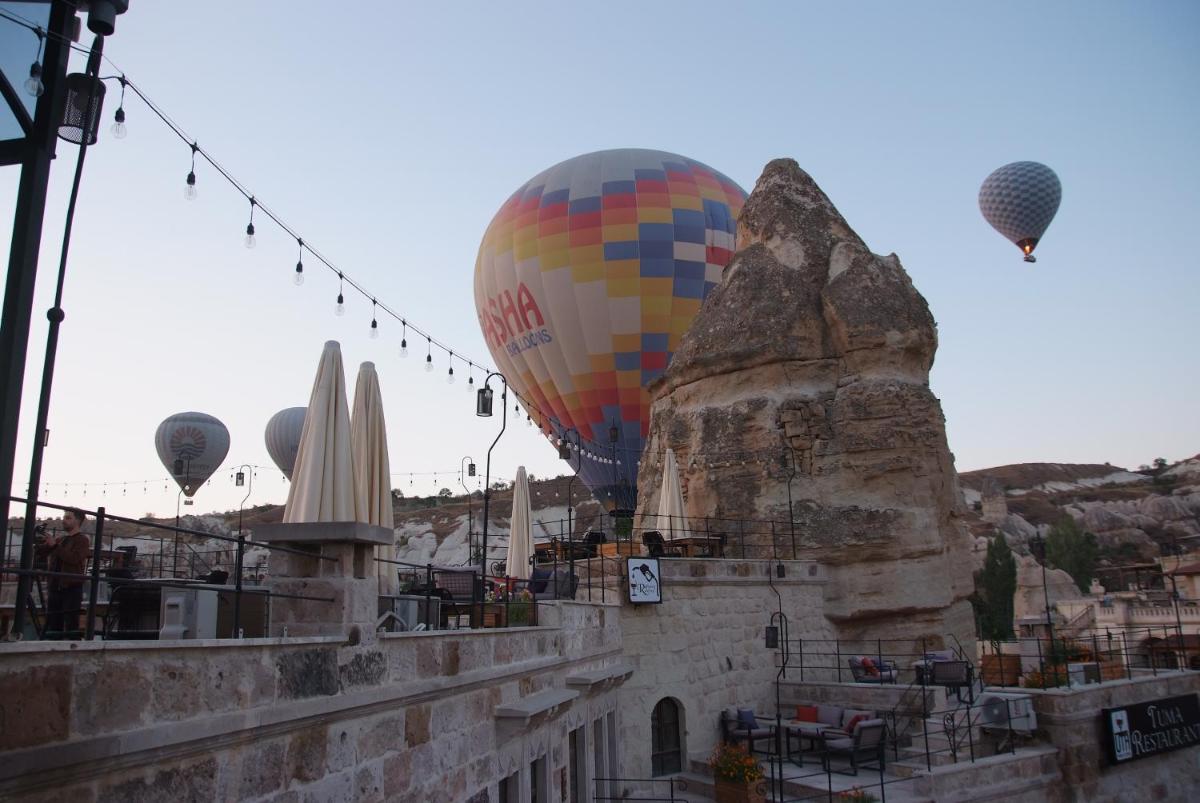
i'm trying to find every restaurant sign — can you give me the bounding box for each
[1102,693,1200,765]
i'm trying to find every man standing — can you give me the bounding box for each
[35,508,91,638]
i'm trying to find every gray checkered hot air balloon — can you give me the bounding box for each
[265,406,306,480]
[979,161,1061,263]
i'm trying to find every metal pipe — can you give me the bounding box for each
[12,34,106,637]
[85,506,105,639]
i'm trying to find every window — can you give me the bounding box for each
[650,698,682,776]
[569,727,585,803]
[530,755,547,803]
[498,771,518,803]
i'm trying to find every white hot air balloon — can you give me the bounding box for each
[979,161,1062,263]
[265,407,306,480]
[154,412,231,497]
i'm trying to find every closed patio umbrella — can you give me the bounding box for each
[505,466,533,580]
[657,448,688,540]
[284,341,357,523]
[351,362,395,592]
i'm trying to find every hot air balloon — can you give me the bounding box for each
[154,412,230,497]
[979,161,1061,263]
[264,407,306,480]
[474,148,747,509]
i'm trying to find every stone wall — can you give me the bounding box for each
[0,600,628,803]
[1028,671,1200,802]
[614,558,832,780]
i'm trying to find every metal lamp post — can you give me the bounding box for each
[233,464,253,636]
[476,373,507,580]
[1029,534,1059,682]
[460,455,476,563]
[560,428,581,578]
[1160,536,1189,669]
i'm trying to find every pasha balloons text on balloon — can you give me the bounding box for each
[474,148,746,508]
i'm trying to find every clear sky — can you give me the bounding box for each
[2,1,1197,518]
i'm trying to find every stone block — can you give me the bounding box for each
[277,648,338,699]
[405,703,431,747]
[286,725,329,785]
[74,661,153,736]
[0,664,70,750]
[357,712,405,761]
[382,748,413,798]
[236,740,286,799]
[338,649,386,690]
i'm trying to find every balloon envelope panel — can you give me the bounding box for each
[979,161,1061,254]
[474,149,746,507]
[154,412,231,497]
[265,407,306,481]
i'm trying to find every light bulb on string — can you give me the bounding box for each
[424,337,433,372]
[466,363,474,392]
[370,300,379,338]
[244,197,257,248]
[185,142,198,200]
[335,273,346,316]
[447,353,455,384]
[110,76,127,138]
[24,30,44,97]
[400,321,408,357]
[294,238,304,286]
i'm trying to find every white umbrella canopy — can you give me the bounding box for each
[657,448,688,539]
[284,341,357,523]
[351,362,395,592]
[505,466,533,580]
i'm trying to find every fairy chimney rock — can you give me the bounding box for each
[640,158,974,642]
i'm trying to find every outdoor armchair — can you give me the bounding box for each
[822,718,886,775]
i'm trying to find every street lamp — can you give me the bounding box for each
[460,455,476,563]
[1029,534,1059,683]
[561,428,581,578]
[476,373,507,580]
[1159,536,1190,669]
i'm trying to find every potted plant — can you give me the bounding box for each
[506,588,535,626]
[836,787,879,802]
[708,742,766,803]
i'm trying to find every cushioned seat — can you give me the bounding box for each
[822,718,886,775]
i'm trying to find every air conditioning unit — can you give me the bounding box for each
[978,692,1038,734]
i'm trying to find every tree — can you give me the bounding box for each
[437,488,453,498]
[974,534,1017,641]
[1045,516,1099,594]
[1153,457,1168,472]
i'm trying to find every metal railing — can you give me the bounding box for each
[3,496,334,642]
[592,777,689,802]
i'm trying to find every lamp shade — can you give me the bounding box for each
[476,386,493,417]
[58,73,105,144]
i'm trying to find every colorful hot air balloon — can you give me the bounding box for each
[474,148,747,508]
[264,407,306,480]
[154,412,230,497]
[979,161,1062,262]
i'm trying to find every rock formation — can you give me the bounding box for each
[638,159,975,643]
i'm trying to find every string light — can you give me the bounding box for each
[110,75,127,138]
[185,142,198,200]
[447,352,455,384]
[23,28,43,97]
[335,273,345,316]
[294,238,304,286]
[370,299,379,339]
[424,337,433,372]
[400,320,408,358]
[244,197,257,248]
[467,363,474,392]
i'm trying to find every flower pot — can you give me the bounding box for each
[714,777,766,803]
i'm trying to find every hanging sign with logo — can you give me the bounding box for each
[626,557,662,604]
[1102,694,1200,765]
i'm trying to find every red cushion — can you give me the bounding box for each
[795,705,819,722]
[860,657,880,676]
[846,714,869,734]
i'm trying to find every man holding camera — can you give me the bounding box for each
[35,508,91,637]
